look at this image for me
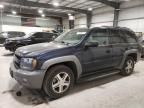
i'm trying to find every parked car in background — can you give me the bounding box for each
[0,31,25,44]
[4,32,58,52]
[141,40,144,58]
[10,27,141,99]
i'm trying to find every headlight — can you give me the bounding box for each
[20,58,37,70]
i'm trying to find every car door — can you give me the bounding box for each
[81,28,113,73]
[31,32,44,43]
[43,33,55,42]
[109,29,129,68]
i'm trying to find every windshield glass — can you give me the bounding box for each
[55,28,88,44]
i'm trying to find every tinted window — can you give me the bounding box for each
[110,29,126,44]
[43,33,53,39]
[87,29,109,45]
[124,31,137,43]
[33,32,43,38]
[1,32,25,38]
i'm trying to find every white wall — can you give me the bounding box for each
[74,14,87,28]
[74,6,114,28]
[36,17,60,28]
[2,25,53,34]
[118,0,144,32]
[74,0,144,34]
[62,18,69,30]
[2,15,21,26]
[0,14,60,32]
[91,6,114,27]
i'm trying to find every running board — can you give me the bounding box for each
[77,71,120,83]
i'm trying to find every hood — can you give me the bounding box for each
[15,42,68,57]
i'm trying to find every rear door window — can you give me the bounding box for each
[8,32,25,38]
[109,29,127,44]
[33,32,43,38]
[43,33,52,38]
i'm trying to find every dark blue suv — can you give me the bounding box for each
[10,27,141,99]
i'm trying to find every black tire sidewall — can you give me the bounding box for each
[43,65,74,99]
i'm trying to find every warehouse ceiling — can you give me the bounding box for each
[0,0,123,18]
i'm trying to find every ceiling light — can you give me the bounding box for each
[38,9,43,14]
[0,4,4,9]
[53,2,59,7]
[12,10,17,15]
[88,8,93,11]
[69,15,75,20]
[68,13,72,16]
[41,14,45,17]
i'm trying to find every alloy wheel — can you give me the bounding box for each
[125,59,133,74]
[52,72,70,94]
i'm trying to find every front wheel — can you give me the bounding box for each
[120,56,135,76]
[43,65,74,99]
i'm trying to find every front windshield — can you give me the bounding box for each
[55,28,89,44]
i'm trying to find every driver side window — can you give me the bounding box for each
[32,33,43,38]
[87,29,109,46]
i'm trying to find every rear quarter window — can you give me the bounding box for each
[123,31,137,43]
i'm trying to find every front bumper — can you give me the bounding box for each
[10,63,46,89]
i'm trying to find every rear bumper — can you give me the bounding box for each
[10,63,46,89]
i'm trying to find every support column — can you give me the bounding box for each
[86,13,92,28]
[0,9,3,32]
[69,20,74,29]
[113,4,120,27]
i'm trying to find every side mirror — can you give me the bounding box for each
[85,42,99,47]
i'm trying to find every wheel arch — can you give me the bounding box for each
[41,55,82,81]
[119,49,139,69]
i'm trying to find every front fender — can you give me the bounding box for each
[41,55,82,78]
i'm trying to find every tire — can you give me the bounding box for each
[120,56,135,76]
[43,65,74,99]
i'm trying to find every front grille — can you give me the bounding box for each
[13,54,21,69]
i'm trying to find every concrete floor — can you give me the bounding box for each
[0,47,144,108]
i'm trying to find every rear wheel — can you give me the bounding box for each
[120,56,135,76]
[43,65,74,99]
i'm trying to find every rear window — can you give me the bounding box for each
[43,33,54,38]
[32,32,43,38]
[1,32,25,38]
[122,30,137,43]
